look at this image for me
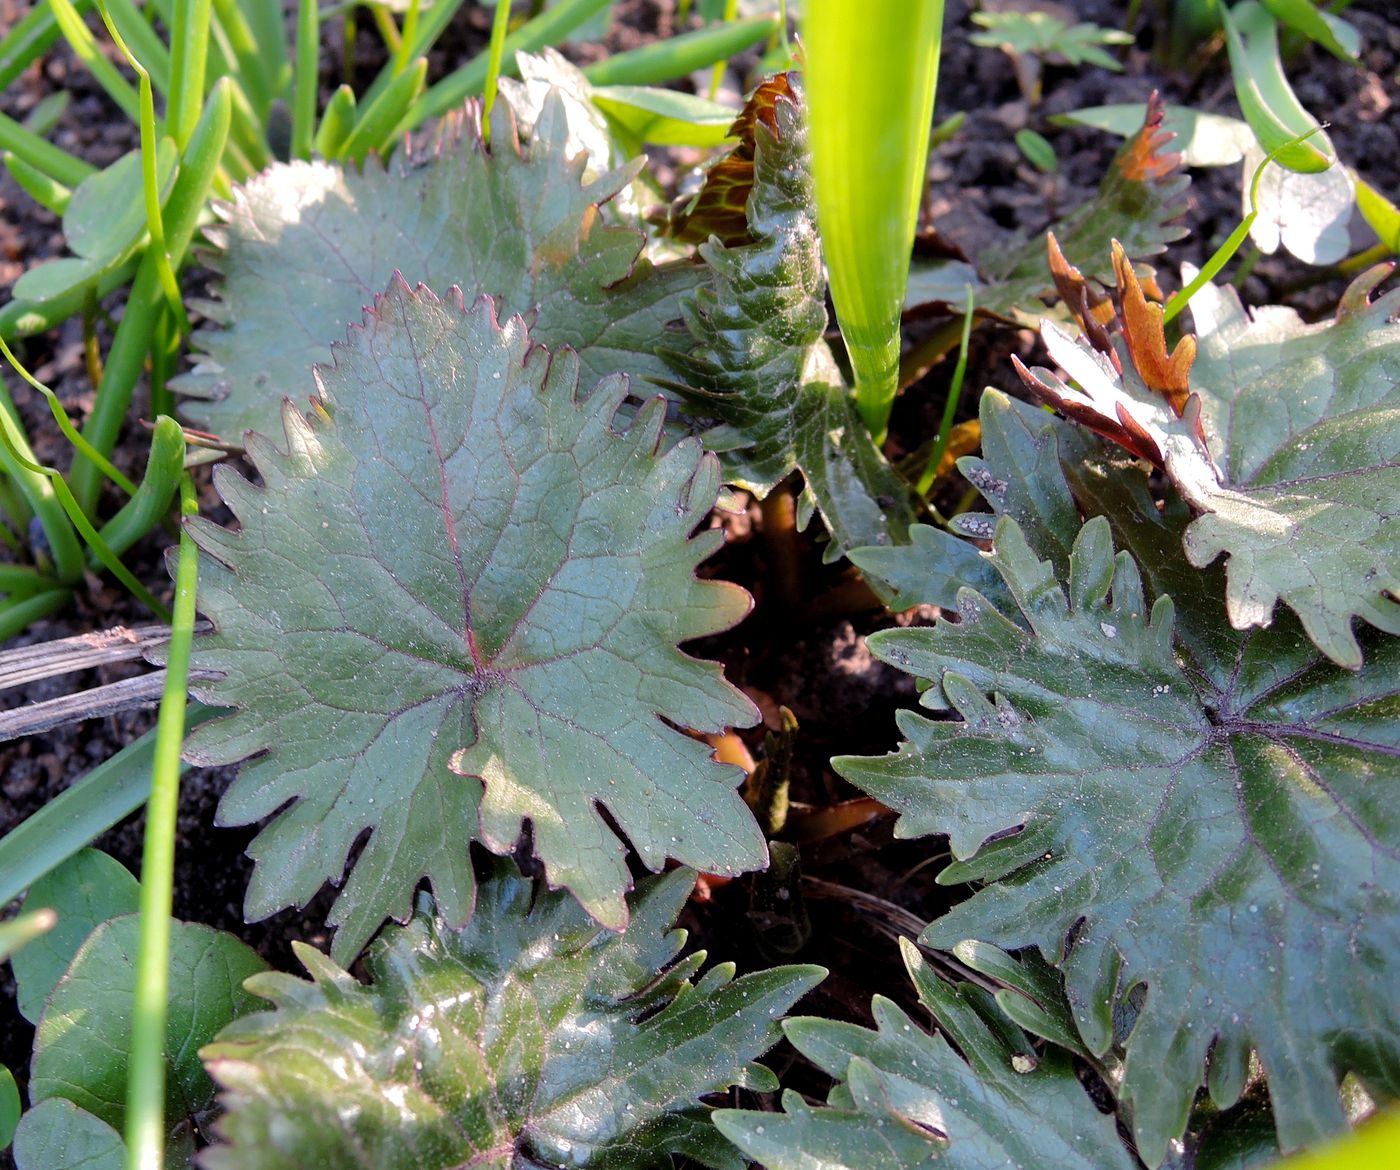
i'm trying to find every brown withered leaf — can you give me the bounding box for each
[1015,240,1400,668]
[668,73,798,246]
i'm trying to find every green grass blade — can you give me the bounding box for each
[241,0,292,100]
[71,79,230,515]
[0,109,97,189]
[581,14,776,85]
[803,0,944,440]
[0,704,216,908]
[95,2,190,332]
[0,333,137,495]
[0,590,72,641]
[49,0,144,124]
[166,0,212,149]
[291,0,319,160]
[2,151,73,214]
[409,0,614,127]
[0,378,84,584]
[211,0,275,118]
[123,474,199,1170]
[102,0,172,97]
[94,417,185,559]
[357,0,467,110]
[313,84,357,157]
[481,0,513,147]
[340,56,426,165]
[0,1,91,92]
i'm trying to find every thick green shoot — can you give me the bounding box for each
[803,0,945,440]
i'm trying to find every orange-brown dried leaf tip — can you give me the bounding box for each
[1111,240,1196,416]
[1116,90,1183,183]
[1048,232,1115,347]
[669,73,800,247]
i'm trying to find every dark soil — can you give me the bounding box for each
[1,0,1397,1159]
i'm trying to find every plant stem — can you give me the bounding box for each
[917,285,975,497]
[481,0,514,147]
[292,0,319,160]
[123,474,198,1170]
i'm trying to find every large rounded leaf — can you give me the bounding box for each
[176,84,705,443]
[186,282,764,963]
[28,915,267,1133]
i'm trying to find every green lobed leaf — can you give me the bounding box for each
[200,863,824,1170]
[836,390,1400,1164]
[715,937,1136,1170]
[186,282,765,963]
[662,75,914,559]
[176,82,704,442]
[28,914,268,1135]
[11,847,141,1023]
[1017,265,1400,667]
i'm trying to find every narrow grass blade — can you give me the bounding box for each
[71,79,230,515]
[410,0,613,126]
[314,85,357,158]
[2,152,72,214]
[49,0,143,124]
[292,0,319,159]
[0,110,97,188]
[123,475,199,1170]
[0,707,213,907]
[481,0,514,146]
[581,15,777,85]
[166,0,212,149]
[340,57,426,165]
[0,1,89,92]
[0,379,84,584]
[803,0,945,439]
[211,0,275,118]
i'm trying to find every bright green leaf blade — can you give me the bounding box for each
[10,256,103,305]
[716,940,1136,1170]
[200,864,822,1170]
[176,85,703,441]
[12,1098,124,1170]
[836,495,1400,1163]
[662,75,913,559]
[1052,103,1255,168]
[186,280,764,963]
[12,847,141,1023]
[1258,0,1359,63]
[62,139,178,262]
[1221,3,1334,174]
[1355,174,1400,254]
[804,0,944,435]
[29,914,269,1133]
[591,84,735,147]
